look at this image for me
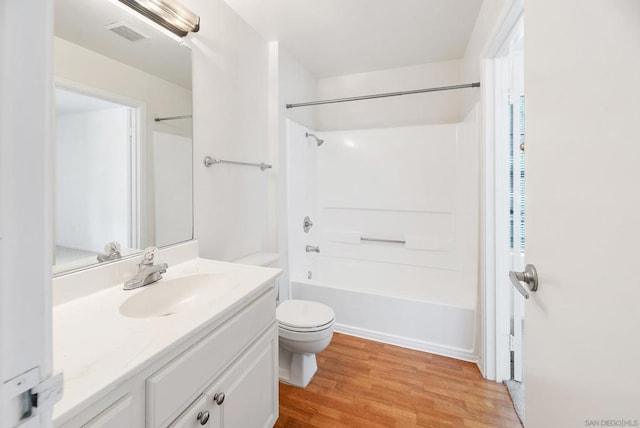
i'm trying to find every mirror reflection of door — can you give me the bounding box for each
[54,87,139,269]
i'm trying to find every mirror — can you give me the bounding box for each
[53,0,193,274]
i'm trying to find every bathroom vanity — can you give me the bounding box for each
[52,243,281,427]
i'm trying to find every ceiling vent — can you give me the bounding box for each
[104,21,150,42]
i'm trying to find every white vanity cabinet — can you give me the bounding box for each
[169,325,278,428]
[147,288,278,428]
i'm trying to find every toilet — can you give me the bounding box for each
[276,299,335,387]
[233,252,335,388]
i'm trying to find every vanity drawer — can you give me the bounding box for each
[146,288,275,428]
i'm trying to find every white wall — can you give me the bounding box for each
[183,0,270,261]
[275,45,317,132]
[461,0,514,113]
[462,0,514,81]
[56,108,130,252]
[285,120,319,285]
[153,132,193,248]
[54,37,192,248]
[270,43,318,299]
[316,60,465,131]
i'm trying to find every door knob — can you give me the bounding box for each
[303,216,313,233]
[509,264,538,299]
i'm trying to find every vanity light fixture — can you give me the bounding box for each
[116,0,200,38]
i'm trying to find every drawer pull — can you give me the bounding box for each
[213,392,225,405]
[197,411,210,425]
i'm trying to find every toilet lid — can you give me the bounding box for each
[277,300,335,329]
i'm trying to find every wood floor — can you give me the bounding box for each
[275,333,522,428]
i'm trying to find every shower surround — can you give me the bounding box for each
[284,107,479,361]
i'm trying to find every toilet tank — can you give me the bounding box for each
[233,252,280,268]
[234,252,281,300]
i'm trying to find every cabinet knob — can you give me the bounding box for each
[196,411,210,425]
[213,392,225,405]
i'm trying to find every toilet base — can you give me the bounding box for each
[278,344,318,388]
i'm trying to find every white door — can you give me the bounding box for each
[525,1,640,425]
[0,1,57,426]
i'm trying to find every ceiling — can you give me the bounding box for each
[223,0,484,78]
[55,0,191,88]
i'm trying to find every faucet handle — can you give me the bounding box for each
[96,241,122,262]
[104,241,121,255]
[141,247,159,265]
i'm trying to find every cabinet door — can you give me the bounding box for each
[206,324,278,428]
[169,395,210,428]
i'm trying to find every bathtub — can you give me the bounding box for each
[290,258,477,362]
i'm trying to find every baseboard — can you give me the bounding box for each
[334,323,478,363]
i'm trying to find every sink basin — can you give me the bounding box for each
[119,273,234,319]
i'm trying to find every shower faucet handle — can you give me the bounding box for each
[303,216,314,233]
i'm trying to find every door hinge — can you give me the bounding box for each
[30,372,64,415]
[3,368,63,426]
[509,334,521,352]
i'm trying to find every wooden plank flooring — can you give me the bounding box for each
[275,333,522,428]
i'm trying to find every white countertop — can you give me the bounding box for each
[52,257,280,425]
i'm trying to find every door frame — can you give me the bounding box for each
[480,0,524,382]
[54,78,146,250]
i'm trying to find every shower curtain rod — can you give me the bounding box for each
[286,82,480,109]
[154,114,192,122]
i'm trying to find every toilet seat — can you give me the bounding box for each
[279,321,333,333]
[277,300,335,332]
[278,324,333,343]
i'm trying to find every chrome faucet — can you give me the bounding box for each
[97,241,122,262]
[123,247,168,290]
[305,245,320,253]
